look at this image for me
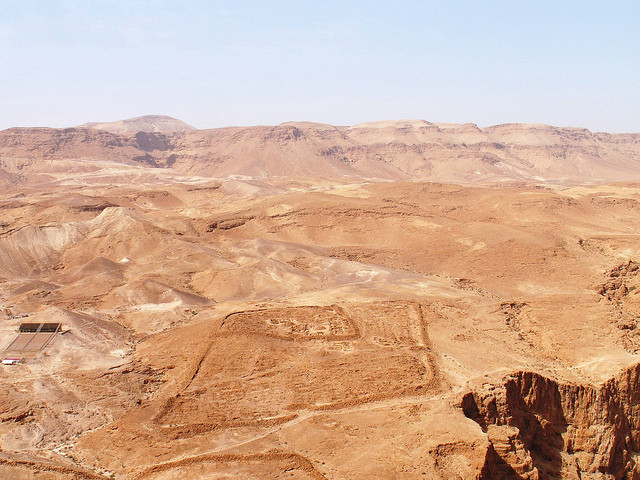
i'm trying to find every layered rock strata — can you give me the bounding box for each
[464,365,640,479]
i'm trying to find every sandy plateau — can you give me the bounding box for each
[2,118,640,479]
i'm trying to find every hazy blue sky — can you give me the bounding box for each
[1,1,639,131]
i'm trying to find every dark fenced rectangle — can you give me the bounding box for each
[18,323,41,333]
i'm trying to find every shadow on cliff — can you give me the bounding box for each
[464,372,569,480]
[479,443,528,480]
[505,374,567,478]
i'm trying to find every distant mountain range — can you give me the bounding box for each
[1,115,639,185]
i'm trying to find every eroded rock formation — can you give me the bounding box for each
[464,365,640,479]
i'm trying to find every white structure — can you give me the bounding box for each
[2,358,22,365]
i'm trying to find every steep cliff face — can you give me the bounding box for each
[0,127,177,173]
[463,365,640,479]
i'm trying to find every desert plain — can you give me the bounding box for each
[1,116,640,479]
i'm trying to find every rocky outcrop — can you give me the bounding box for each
[597,261,640,343]
[598,261,640,303]
[463,365,640,479]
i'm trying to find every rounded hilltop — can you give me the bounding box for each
[79,114,195,134]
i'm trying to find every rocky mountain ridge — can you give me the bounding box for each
[1,119,639,185]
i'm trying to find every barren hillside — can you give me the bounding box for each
[2,120,640,479]
[2,119,640,185]
[79,115,195,134]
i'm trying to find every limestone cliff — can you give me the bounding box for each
[463,365,640,479]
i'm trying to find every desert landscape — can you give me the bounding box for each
[2,115,640,479]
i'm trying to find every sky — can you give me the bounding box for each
[1,1,639,132]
